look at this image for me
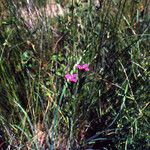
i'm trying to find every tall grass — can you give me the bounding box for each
[0,0,149,149]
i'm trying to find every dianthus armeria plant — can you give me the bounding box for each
[65,63,90,83]
[77,64,90,71]
[64,64,90,95]
[59,63,90,148]
[65,73,78,83]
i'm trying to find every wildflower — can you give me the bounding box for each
[77,64,89,71]
[65,73,77,83]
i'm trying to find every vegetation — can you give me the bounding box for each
[0,0,149,149]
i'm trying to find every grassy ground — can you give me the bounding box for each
[0,0,150,149]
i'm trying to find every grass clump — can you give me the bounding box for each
[0,0,149,149]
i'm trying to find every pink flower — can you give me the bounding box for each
[77,64,89,71]
[65,73,77,83]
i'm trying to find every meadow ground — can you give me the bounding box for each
[0,0,150,149]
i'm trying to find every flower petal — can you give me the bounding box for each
[77,64,89,71]
[65,74,71,79]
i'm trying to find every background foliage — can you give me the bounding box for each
[0,0,150,149]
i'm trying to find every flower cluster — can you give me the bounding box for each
[65,64,89,83]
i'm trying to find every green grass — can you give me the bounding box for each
[0,0,150,149]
